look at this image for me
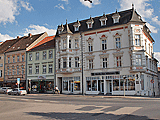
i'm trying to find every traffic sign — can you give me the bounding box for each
[150,79,154,84]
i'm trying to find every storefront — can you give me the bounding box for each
[62,77,81,94]
[85,75,135,95]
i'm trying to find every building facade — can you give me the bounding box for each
[27,36,55,93]
[55,6,158,96]
[4,32,48,89]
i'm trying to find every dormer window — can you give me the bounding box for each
[58,24,64,34]
[112,10,120,24]
[58,30,62,34]
[100,13,107,26]
[86,16,94,29]
[73,20,81,31]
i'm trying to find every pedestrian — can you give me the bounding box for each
[54,85,59,94]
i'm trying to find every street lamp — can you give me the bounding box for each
[123,76,126,97]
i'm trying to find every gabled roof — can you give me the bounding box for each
[5,32,45,53]
[56,8,145,36]
[28,38,55,52]
[0,37,21,54]
[29,35,55,50]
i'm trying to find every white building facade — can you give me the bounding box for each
[55,6,158,96]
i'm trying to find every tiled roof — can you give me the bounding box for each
[29,36,55,50]
[0,38,21,54]
[28,38,55,52]
[5,32,45,53]
[56,8,144,37]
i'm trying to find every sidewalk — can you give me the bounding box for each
[27,93,160,100]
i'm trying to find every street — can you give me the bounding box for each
[0,94,160,120]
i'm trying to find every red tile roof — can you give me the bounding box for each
[29,36,55,50]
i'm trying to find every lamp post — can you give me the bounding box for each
[123,76,126,97]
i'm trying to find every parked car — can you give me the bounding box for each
[0,87,12,94]
[8,88,27,96]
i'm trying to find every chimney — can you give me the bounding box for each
[17,36,19,39]
[28,33,32,37]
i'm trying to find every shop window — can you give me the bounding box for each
[74,79,80,91]
[113,80,119,91]
[63,80,68,91]
[87,81,91,91]
[120,80,127,91]
[92,80,97,91]
[128,80,135,90]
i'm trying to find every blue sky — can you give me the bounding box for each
[0,0,160,64]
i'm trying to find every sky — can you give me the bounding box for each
[0,0,160,65]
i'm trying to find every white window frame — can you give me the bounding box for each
[35,65,39,74]
[89,59,93,69]
[43,51,47,60]
[102,39,107,50]
[135,34,140,46]
[116,56,122,67]
[88,42,93,52]
[49,50,53,59]
[136,55,142,66]
[36,52,39,60]
[29,53,32,61]
[102,58,108,68]
[49,64,53,73]
[63,58,67,68]
[42,65,46,74]
[115,37,121,48]
[75,57,79,68]
[75,39,79,49]
[63,40,67,49]
[29,66,32,74]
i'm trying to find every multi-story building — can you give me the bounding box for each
[4,32,48,89]
[0,38,20,86]
[26,36,55,93]
[55,5,158,96]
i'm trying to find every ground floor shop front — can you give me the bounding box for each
[56,71,159,96]
[3,80,26,89]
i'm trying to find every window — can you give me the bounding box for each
[7,66,9,75]
[17,55,20,62]
[103,58,108,68]
[102,40,107,50]
[136,55,141,66]
[43,51,47,60]
[58,41,61,51]
[116,56,121,67]
[63,58,67,68]
[35,65,39,74]
[21,65,24,75]
[75,39,79,48]
[0,70,2,77]
[12,56,15,63]
[22,55,24,62]
[63,40,66,49]
[135,35,140,46]
[29,53,32,61]
[69,40,71,49]
[75,57,79,68]
[36,52,39,60]
[42,65,46,73]
[58,30,61,34]
[49,50,53,59]
[101,20,106,26]
[17,65,19,75]
[63,80,68,91]
[49,64,53,73]
[89,59,93,69]
[115,37,121,48]
[29,66,32,74]
[12,66,15,75]
[0,64,3,67]
[75,26,79,31]
[113,80,119,91]
[58,59,61,69]
[69,58,71,68]
[86,80,97,91]
[8,57,10,63]
[88,42,93,52]
[88,23,92,28]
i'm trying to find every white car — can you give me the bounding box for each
[0,87,12,94]
[8,88,27,96]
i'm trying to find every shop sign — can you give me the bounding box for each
[38,75,46,79]
[91,71,120,76]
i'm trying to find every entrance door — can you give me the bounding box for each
[109,80,112,93]
[69,80,74,93]
[100,81,104,93]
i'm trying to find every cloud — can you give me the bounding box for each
[59,0,69,4]
[24,24,56,36]
[154,52,160,66]
[118,0,160,33]
[0,0,34,24]
[20,1,34,11]
[0,33,14,42]
[79,0,101,8]
[54,4,65,10]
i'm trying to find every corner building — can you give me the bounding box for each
[55,6,158,96]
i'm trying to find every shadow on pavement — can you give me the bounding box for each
[26,112,156,120]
